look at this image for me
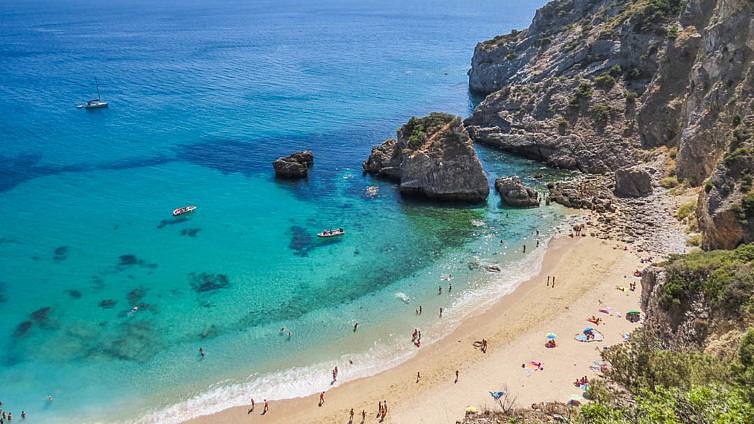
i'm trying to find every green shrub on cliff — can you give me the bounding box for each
[742,192,754,218]
[402,113,456,150]
[676,199,696,220]
[595,73,617,90]
[660,244,754,316]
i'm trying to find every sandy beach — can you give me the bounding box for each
[188,230,644,424]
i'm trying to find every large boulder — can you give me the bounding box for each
[614,166,653,198]
[273,151,314,179]
[495,176,539,207]
[363,113,489,203]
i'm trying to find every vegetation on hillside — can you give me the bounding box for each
[659,243,754,315]
[401,112,457,149]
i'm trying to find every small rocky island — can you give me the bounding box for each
[363,112,489,203]
[273,151,314,179]
[495,176,540,207]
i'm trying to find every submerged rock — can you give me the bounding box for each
[53,246,68,261]
[363,113,489,203]
[273,151,314,179]
[189,272,230,293]
[495,176,540,207]
[99,299,118,309]
[13,321,32,338]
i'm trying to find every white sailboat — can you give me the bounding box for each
[78,77,108,109]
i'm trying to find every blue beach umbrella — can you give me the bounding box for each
[546,333,557,340]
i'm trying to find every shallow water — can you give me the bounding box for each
[0,0,561,422]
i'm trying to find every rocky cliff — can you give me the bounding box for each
[363,113,490,203]
[467,0,754,249]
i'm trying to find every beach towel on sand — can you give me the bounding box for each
[575,329,604,342]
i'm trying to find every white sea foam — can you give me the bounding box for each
[127,236,556,424]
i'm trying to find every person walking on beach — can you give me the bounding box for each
[247,398,255,414]
[332,366,338,384]
[349,408,355,422]
[319,391,325,407]
[547,275,550,287]
[416,371,421,383]
[455,369,459,383]
[262,399,269,415]
[353,322,359,332]
[377,401,383,418]
[381,400,388,421]
[523,244,526,253]
[418,305,422,315]
[361,409,366,423]
[439,307,443,318]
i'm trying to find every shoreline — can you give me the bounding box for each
[187,226,644,423]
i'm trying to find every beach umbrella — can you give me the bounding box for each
[627,310,641,315]
[546,332,557,340]
[584,326,594,332]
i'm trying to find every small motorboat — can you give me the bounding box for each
[317,228,345,238]
[172,205,197,217]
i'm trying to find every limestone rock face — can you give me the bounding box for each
[363,113,489,203]
[273,151,314,179]
[466,0,754,248]
[614,165,653,197]
[696,116,754,249]
[495,176,540,207]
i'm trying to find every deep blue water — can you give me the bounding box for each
[0,0,558,422]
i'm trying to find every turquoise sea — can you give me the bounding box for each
[0,0,562,422]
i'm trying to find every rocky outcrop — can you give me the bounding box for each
[363,113,489,203]
[466,0,754,250]
[696,116,754,249]
[547,167,687,256]
[495,176,540,207]
[273,151,314,179]
[614,165,653,197]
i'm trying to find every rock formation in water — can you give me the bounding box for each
[465,0,754,249]
[273,151,314,179]
[363,113,489,203]
[495,176,540,207]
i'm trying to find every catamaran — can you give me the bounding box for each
[78,77,108,109]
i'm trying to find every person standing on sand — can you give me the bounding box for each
[547,275,550,287]
[439,307,443,318]
[382,400,388,420]
[416,371,421,383]
[523,244,526,253]
[455,370,459,383]
[349,408,355,421]
[262,399,269,414]
[419,305,422,315]
[377,401,383,418]
[361,409,366,423]
[247,398,255,414]
[319,391,325,407]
